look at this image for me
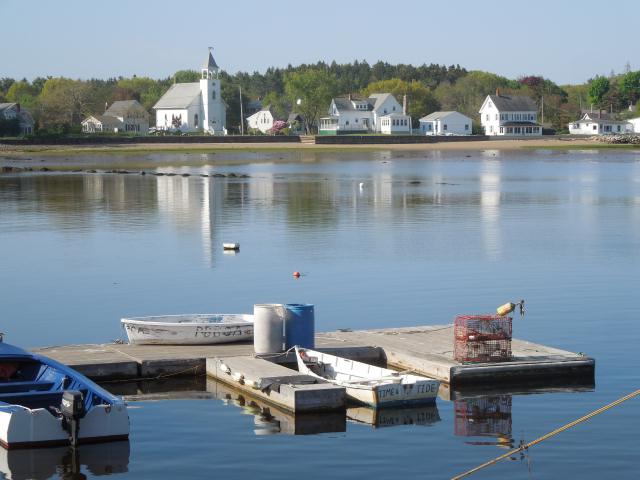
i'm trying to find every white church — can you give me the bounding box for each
[154,49,227,134]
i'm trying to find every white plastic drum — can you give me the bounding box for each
[253,304,285,354]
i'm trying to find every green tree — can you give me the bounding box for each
[284,68,339,133]
[260,91,289,120]
[620,70,640,106]
[587,76,610,107]
[173,70,200,83]
[38,78,96,132]
[6,80,38,107]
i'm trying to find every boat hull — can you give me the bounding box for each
[295,347,439,408]
[0,404,129,449]
[121,314,254,345]
[0,342,129,449]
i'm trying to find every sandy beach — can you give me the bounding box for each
[0,137,611,158]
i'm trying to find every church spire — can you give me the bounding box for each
[202,47,219,79]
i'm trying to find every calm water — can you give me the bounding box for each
[1,148,639,479]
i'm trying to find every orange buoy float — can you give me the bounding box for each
[293,271,301,278]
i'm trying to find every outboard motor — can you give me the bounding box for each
[61,390,85,446]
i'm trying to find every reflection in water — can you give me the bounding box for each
[347,404,440,428]
[454,395,512,448]
[0,441,130,480]
[479,159,502,259]
[206,378,346,435]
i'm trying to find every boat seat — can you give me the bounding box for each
[0,381,55,393]
[0,391,64,410]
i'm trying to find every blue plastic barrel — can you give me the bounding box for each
[284,304,315,349]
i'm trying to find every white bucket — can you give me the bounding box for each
[253,304,285,354]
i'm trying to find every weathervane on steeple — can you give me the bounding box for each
[202,47,219,79]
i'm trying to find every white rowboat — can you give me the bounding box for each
[121,314,254,345]
[295,347,439,408]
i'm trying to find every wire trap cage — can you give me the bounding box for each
[454,314,512,363]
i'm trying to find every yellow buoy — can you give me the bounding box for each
[496,299,525,317]
[496,302,516,316]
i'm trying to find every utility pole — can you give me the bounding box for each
[239,86,244,136]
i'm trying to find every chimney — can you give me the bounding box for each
[402,94,407,115]
[496,87,500,97]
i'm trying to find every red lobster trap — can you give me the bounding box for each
[454,314,512,363]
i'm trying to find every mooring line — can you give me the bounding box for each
[451,388,640,480]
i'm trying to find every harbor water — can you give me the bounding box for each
[1,147,639,478]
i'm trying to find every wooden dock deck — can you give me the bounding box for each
[317,325,595,387]
[31,324,594,412]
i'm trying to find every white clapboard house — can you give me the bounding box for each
[153,49,226,134]
[568,111,630,135]
[246,105,278,133]
[419,111,472,135]
[318,93,411,135]
[479,91,542,136]
[82,100,149,134]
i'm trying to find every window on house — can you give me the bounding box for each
[486,114,489,121]
[499,126,504,133]
[194,114,199,126]
[384,109,387,114]
[393,106,396,111]
[444,124,448,130]
[212,90,216,100]
[593,125,597,130]
[465,124,469,130]
[617,125,621,132]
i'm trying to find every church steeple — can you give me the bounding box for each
[202,47,219,79]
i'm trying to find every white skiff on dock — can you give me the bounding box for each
[295,347,439,407]
[121,314,254,345]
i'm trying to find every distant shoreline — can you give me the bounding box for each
[3,137,634,159]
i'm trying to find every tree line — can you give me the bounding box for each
[1,60,639,136]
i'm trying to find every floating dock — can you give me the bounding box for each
[31,325,594,413]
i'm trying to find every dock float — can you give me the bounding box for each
[31,325,594,390]
[317,325,595,387]
[206,356,345,412]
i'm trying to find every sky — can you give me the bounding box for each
[2,0,638,85]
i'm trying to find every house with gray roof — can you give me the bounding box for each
[82,100,148,134]
[479,90,542,136]
[318,93,411,135]
[153,49,226,134]
[0,103,34,136]
[568,110,630,135]
[419,111,472,136]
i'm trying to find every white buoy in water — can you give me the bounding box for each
[223,242,240,250]
[359,182,364,189]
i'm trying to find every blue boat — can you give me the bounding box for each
[0,340,129,449]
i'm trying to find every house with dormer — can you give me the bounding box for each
[153,49,226,134]
[479,91,542,136]
[83,100,149,134]
[0,103,34,135]
[568,111,630,135]
[318,93,411,135]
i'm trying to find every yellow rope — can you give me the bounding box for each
[452,387,640,480]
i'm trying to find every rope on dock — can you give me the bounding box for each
[451,387,640,480]
[100,365,204,384]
